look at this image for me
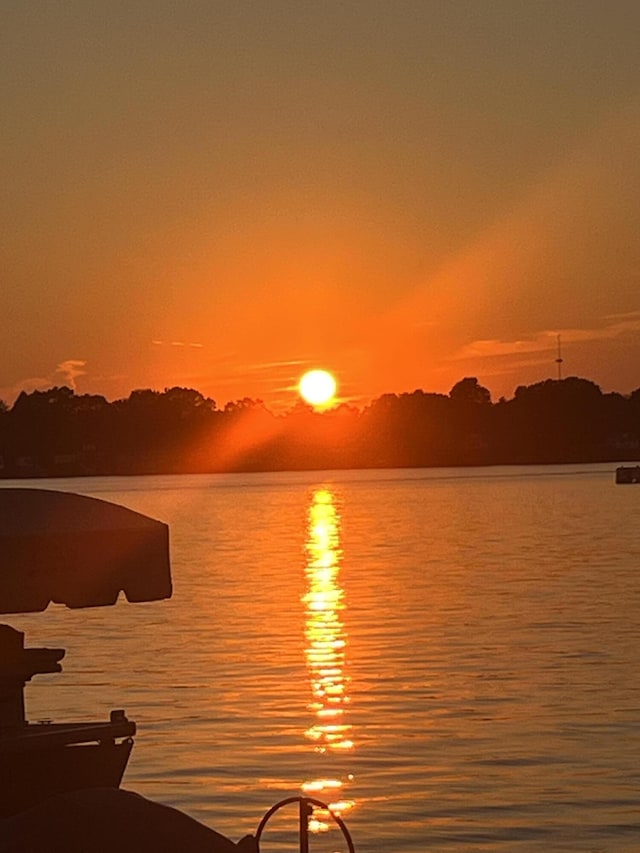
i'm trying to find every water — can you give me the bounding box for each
[4,464,640,851]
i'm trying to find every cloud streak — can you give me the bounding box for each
[451,313,640,364]
[0,359,88,406]
[55,359,87,390]
[151,340,204,348]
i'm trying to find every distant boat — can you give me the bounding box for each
[615,465,640,484]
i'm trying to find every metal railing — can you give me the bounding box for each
[255,796,355,853]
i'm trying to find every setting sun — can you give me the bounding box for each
[299,369,337,408]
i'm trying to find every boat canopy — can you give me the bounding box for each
[0,489,172,614]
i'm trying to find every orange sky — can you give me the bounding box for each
[3,2,640,410]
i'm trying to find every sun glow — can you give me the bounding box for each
[298,369,337,407]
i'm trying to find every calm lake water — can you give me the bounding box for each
[4,464,640,852]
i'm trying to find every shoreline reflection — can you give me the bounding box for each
[302,488,355,833]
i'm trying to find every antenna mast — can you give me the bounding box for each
[555,334,563,380]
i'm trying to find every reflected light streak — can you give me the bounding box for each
[301,489,355,835]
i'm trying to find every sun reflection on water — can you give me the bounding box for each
[302,488,355,834]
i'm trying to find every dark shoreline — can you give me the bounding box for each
[1,377,639,480]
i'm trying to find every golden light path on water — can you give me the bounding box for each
[302,488,355,835]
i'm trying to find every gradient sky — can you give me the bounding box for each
[3,0,640,409]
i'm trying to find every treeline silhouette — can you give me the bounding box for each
[1,376,639,478]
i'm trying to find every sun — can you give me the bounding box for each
[299,369,337,408]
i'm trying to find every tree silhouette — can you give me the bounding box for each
[449,377,491,406]
[0,376,638,476]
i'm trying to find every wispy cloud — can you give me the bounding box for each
[451,313,640,364]
[240,359,308,373]
[0,359,88,406]
[602,310,640,322]
[451,335,554,362]
[55,359,87,390]
[151,340,204,348]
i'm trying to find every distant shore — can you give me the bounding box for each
[1,377,638,479]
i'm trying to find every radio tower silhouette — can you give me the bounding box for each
[555,334,563,380]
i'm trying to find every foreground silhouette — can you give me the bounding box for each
[0,490,357,852]
[0,789,257,853]
[0,376,639,476]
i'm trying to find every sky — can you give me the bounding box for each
[3,0,640,410]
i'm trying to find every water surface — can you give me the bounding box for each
[5,464,640,851]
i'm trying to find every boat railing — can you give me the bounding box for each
[255,796,356,853]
